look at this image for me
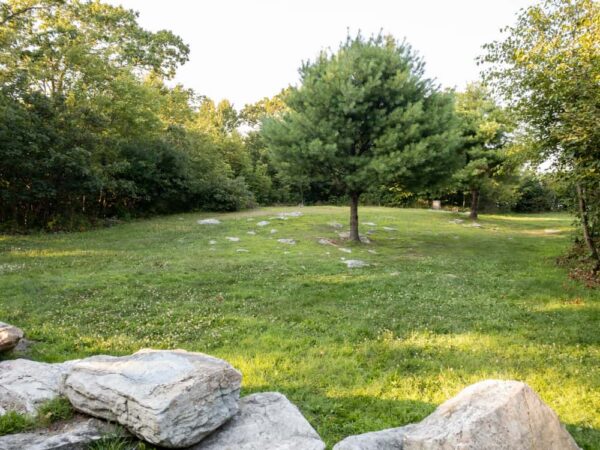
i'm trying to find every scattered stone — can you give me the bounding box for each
[237,249,249,253]
[270,229,277,234]
[390,271,400,276]
[0,416,126,450]
[0,322,24,352]
[63,349,242,448]
[277,239,296,245]
[192,392,325,450]
[13,337,35,354]
[343,260,368,268]
[0,359,74,415]
[328,222,343,229]
[209,240,217,245]
[270,216,288,221]
[247,231,256,235]
[449,218,465,224]
[197,218,221,225]
[467,222,483,228]
[226,237,240,242]
[362,222,376,226]
[367,249,377,254]
[257,221,270,227]
[339,248,352,253]
[318,238,337,246]
[382,226,397,231]
[277,211,303,218]
[333,380,580,450]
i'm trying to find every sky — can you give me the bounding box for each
[106,0,536,110]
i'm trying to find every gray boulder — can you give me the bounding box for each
[0,416,124,450]
[0,359,73,415]
[0,322,24,351]
[334,380,580,450]
[63,349,241,448]
[192,392,325,450]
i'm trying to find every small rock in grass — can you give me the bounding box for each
[257,221,270,227]
[382,226,397,231]
[343,259,368,268]
[328,222,343,229]
[278,211,303,218]
[467,222,483,228]
[449,218,465,224]
[247,231,256,235]
[339,248,352,253]
[362,222,376,226]
[191,392,325,450]
[0,322,24,352]
[318,238,336,246]
[368,249,377,254]
[197,218,221,225]
[270,229,277,234]
[209,240,217,245]
[277,239,296,245]
[237,249,249,253]
[226,237,240,242]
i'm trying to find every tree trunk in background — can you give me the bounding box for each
[576,183,600,272]
[349,193,360,242]
[469,189,480,220]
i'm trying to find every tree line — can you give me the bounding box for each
[1,0,597,272]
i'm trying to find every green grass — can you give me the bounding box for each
[0,207,598,448]
[0,397,73,435]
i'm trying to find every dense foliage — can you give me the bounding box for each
[0,0,256,230]
[482,0,600,270]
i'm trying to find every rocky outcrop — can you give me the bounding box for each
[0,322,24,352]
[334,380,580,450]
[62,349,242,448]
[0,416,124,450]
[0,359,73,415]
[192,392,325,450]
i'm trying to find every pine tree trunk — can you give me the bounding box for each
[469,189,480,220]
[576,183,600,272]
[349,192,360,242]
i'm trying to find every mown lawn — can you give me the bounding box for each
[0,206,598,448]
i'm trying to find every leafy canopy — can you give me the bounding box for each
[263,34,461,197]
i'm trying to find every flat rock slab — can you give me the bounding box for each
[191,392,325,450]
[197,219,221,225]
[63,349,242,448]
[277,239,296,245]
[0,359,73,415]
[0,322,24,352]
[0,416,125,450]
[334,380,580,450]
[257,221,270,227]
[343,260,368,268]
[226,236,240,242]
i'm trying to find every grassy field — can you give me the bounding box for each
[0,206,598,448]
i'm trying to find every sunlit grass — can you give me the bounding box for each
[0,207,598,448]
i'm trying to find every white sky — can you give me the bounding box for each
[107,0,535,110]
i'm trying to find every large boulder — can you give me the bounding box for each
[334,380,580,450]
[191,392,325,450]
[0,359,72,415]
[0,322,24,352]
[62,349,242,448]
[0,416,124,450]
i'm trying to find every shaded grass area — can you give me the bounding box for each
[0,207,598,448]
